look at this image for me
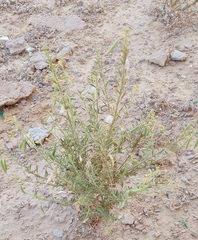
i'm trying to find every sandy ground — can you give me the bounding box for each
[0,0,198,239]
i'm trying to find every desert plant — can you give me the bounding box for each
[164,0,198,12]
[152,0,197,28]
[1,31,197,223]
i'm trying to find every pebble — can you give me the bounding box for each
[104,115,114,124]
[139,21,145,27]
[154,231,161,238]
[187,155,195,160]
[186,151,195,161]
[185,173,192,181]
[135,223,144,231]
[26,46,35,55]
[53,228,64,238]
[170,50,188,61]
[0,36,9,41]
[149,49,169,67]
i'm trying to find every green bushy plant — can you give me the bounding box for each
[1,32,197,223]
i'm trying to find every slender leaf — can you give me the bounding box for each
[0,159,7,173]
[181,219,188,229]
[20,184,27,194]
[20,139,27,155]
[194,139,198,149]
[40,204,45,214]
[0,108,4,119]
[105,38,122,55]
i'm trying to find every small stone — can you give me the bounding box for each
[135,223,144,231]
[181,177,188,183]
[170,50,188,61]
[149,49,170,67]
[0,81,35,107]
[53,229,64,238]
[139,103,145,109]
[104,115,114,124]
[187,155,195,160]
[26,128,50,144]
[26,46,35,55]
[154,231,161,238]
[139,21,145,26]
[186,151,193,156]
[0,36,9,41]
[5,36,28,55]
[122,212,135,225]
[30,52,48,70]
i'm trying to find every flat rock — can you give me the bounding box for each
[0,81,35,107]
[31,15,85,33]
[170,50,188,61]
[5,36,27,55]
[121,212,135,225]
[149,49,170,67]
[26,128,50,144]
[30,51,48,70]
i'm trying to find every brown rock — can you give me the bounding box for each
[149,49,170,67]
[0,81,35,107]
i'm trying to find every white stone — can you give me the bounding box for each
[26,128,50,144]
[104,115,114,124]
[170,50,188,61]
[0,36,9,41]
